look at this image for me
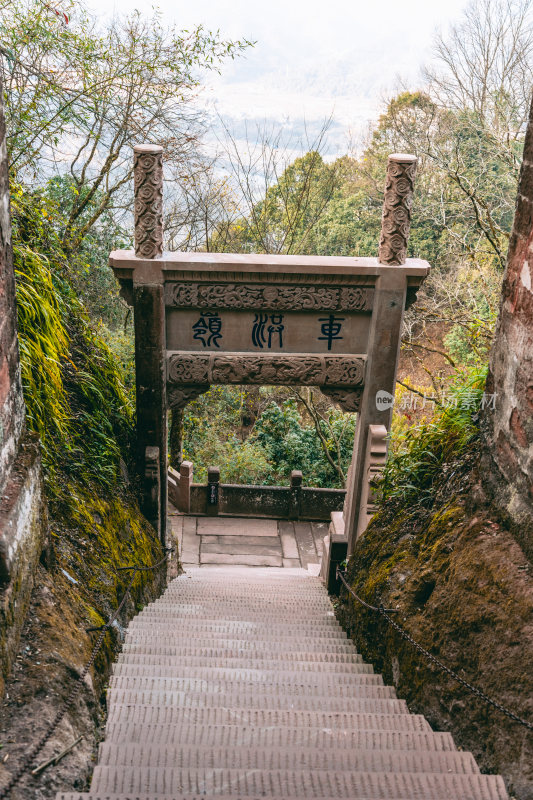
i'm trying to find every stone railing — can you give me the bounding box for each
[168,463,345,521]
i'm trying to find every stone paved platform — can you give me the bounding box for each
[169,509,327,569]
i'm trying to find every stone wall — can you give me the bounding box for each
[0,79,47,694]
[482,97,533,561]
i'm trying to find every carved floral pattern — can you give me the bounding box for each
[134,145,163,259]
[378,155,417,266]
[165,283,373,312]
[167,352,365,388]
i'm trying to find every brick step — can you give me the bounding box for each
[97,743,479,774]
[176,569,317,579]
[147,597,334,607]
[138,610,337,621]
[88,767,508,798]
[125,628,348,641]
[107,689,407,713]
[121,640,356,655]
[147,594,334,600]
[108,680,395,701]
[127,619,343,632]
[104,723,457,752]
[106,706,429,730]
[110,664,378,683]
[115,652,365,668]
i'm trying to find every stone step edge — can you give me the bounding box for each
[96,743,479,773]
[87,767,508,799]
[105,707,431,730]
[103,724,458,749]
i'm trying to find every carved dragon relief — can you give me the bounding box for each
[166,352,365,412]
[165,283,373,312]
[167,352,365,386]
[320,387,362,413]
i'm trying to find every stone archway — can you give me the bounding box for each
[110,145,429,575]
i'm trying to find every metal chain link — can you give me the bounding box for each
[0,547,172,800]
[337,567,533,731]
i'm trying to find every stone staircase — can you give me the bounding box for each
[57,566,509,800]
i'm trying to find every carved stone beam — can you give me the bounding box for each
[378,154,417,266]
[134,144,163,259]
[167,352,366,388]
[165,283,374,312]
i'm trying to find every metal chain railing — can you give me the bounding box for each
[336,566,533,731]
[0,547,173,800]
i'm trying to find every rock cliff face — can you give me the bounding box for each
[0,80,25,489]
[482,97,533,561]
[0,75,46,696]
[337,456,533,800]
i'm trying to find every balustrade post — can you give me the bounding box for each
[288,470,303,520]
[207,466,220,516]
[178,460,193,514]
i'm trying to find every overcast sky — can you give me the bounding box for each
[86,0,470,154]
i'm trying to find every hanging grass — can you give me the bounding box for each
[379,365,488,508]
[14,243,70,452]
[11,183,133,503]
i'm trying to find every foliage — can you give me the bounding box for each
[182,387,273,484]
[182,386,355,489]
[255,398,356,488]
[11,183,133,501]
[379,365,488,508]
[209,131,341,255]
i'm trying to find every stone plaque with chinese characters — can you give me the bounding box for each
[166,309,371,354]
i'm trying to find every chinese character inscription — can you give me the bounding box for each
[252,313,285,349]
[192,312,222,348]
[318,314,345,350]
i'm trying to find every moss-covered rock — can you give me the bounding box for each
[337,460,533,800]
[0,481,165,798]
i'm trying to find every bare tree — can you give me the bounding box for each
[0,0,251,252]
[210,117,341,255]
[425,0,533,138]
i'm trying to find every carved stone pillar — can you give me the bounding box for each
[356,424,388,539]
[134,144,163,259]
[132,144,167,543]
[289,470,303,520]
[344,153,417,557]
[144,446,160,531]
[178,460,193,514]
[378,154,417,266]
[207,466,220,516]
